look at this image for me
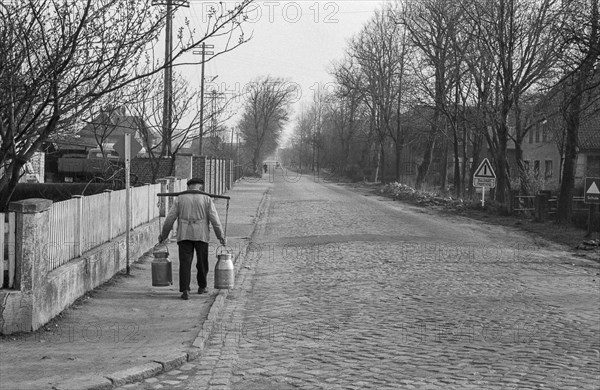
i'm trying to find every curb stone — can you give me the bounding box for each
[52,185,271,390]
[52,375,113,390]
[106,363,163,387]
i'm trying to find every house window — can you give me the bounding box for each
[542,128,549,142]
[545,160,553,178]
[524,160,530,171]
[587,155,600,176]
[534,160,540,178]
[529,130,534,144]
[535,128,540,143]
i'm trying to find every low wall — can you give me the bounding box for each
[0,198,159,334]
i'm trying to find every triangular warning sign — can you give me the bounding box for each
[587,181,600,194]
[473,158,496,179]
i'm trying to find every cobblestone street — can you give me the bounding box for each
[119,172,600,390]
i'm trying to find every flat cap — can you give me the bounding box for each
[187,177,204,186]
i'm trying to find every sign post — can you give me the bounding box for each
[115,133,142,275]
[125,134,131,275]
[584,177,600,204]
[473,158,496,207]
[584,177,600,237]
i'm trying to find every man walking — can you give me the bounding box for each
[159,178,227,300]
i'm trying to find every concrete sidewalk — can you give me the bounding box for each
[0,179,272,390]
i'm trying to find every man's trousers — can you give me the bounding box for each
[177,240,209,292]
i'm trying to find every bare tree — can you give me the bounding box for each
[290,107,314,171]
[238,76,295,174]
[461,0,567,202]
[556,0,600,224]
[324,86,364,174]
[340,7,410,182]
[0,0,252,210]
[399,0,465,190]
[331,56,377,178]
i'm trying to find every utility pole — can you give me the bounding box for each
[153,0,189,155]
[230,127,235,159]
[236,132,240,180]
[203,89,225,153]
[193,43,214,156]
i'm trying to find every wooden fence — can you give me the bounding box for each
[512,195,536,214]
[512,193,591,220]
[44,181,175,273]
[1,212,16,289]
[1,176,202,289]
[547,196,589,215]
[47,198,79,271]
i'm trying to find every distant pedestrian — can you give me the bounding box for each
[263,163,268,173]
[158,178,227,300]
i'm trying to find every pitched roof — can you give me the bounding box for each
[578,116,600,151]
[54,108,159,149]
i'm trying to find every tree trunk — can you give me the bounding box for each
[494,109,510,204]
[252,148,261,175]
[416,137,436,190]
[441,140,449,192]
[513,99,529,195]
[452,123,461,197]
[557,90,581,224]
[416,123,437,190]
[469,130,483,199]
[515,142,528,195]
[380,142,385,183]
[395,137,403,183]
[372,143,380,182]
[461,123,468,199]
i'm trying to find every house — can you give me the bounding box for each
[576,118,600,180]
[44,107,161,181]
[521,111,600,192]
[52,106,160,154]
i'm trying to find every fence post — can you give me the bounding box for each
[217,159,222,194]
[166,176,177,239]
[211,158,215,194]
[157,179,168,217]
[203,157,209,193]
[146,183,151,224]
[212,158,217,194]
[104,190,113,241]
[229,159,233,189]
[226,159,230,190]
[221,159,225,194]
[72,195,83,258]
[3,199,53,333]
[205,159,210,194]
[537,190,551,223]
[221,159,226,193]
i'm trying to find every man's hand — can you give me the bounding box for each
[220,237,227,246]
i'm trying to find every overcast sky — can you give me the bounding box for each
[171,0,391,140]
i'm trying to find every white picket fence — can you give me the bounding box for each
[0,179,184,287]
[46,182,175,272]
[1,212,16,289]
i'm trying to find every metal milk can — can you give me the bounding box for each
[152,243,172,286]
[214,249,234,289]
